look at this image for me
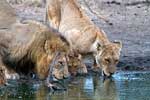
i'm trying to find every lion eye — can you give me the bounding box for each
[105,58,110,63]
[115,59,119,63]
[58,61,63,65]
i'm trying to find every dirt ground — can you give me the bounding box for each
[7,0,150,70]
[80,0,150,70]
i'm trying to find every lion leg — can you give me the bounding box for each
[77,54,88,75]
[0,57,7,86]
[77,62,88,76]
[46,0,61,29]
[0,66,6,86]
[92,58,101,72]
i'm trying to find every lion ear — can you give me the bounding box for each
[113,40,122,49]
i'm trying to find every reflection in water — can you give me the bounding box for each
[93,78,118,100]
[0,71,150,100]
[83,76,118,100]
[0,76,118,100]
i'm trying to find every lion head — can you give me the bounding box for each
[52,52,70,80]
[67,53,87,76]
[95,41,122,78]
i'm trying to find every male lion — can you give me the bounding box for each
[0,20,70,87]
[46,0,122,77]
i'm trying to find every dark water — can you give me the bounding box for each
[0,71,150,100]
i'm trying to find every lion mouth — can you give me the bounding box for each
[102,71,112,79]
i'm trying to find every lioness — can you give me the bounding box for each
[0,20,70,87]
[46,0,122,77]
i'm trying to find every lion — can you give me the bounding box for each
[0,20,70,87]
[45,0,122,77]
[67,52,87,76]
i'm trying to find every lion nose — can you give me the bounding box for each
[102,71,113,78]
[51,75,59,81]
[58,61,63,65]
[110,72,114,76]
[63,74,70,79]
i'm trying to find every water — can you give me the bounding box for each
[0,71,150,100]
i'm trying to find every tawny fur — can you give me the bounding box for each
[0,20,70,80]
[46,0,122,76]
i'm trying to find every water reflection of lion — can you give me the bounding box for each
[94,79,118,100]
[46,0,122,77]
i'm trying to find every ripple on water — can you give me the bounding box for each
[113,71,150,81]
[113,71,150,100]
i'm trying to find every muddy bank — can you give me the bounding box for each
[7,0,150,70]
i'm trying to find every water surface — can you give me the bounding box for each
[0,71,150,100]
